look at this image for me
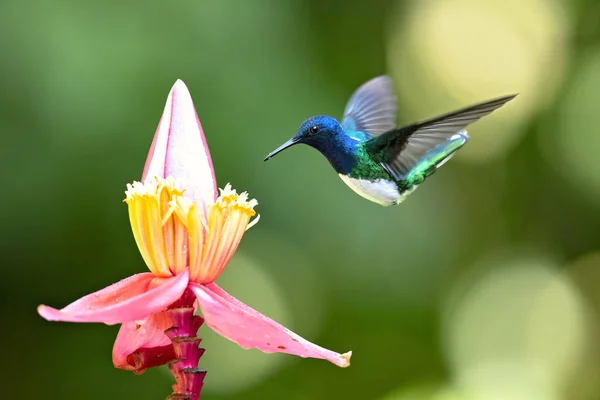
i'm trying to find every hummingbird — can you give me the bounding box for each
[264,76,517,206]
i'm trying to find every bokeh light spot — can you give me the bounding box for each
[442,255,589,398]
[388,0,569,163]
[380,383,471,400]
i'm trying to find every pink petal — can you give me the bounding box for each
[142,79,217,209]
[190,283,351,368]
[37,270,189,325]
[112,311,174,371]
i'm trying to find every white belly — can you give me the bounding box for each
[339,175,401,206]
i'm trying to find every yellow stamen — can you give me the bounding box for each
[190,184,258,283]
[124,178,258,283]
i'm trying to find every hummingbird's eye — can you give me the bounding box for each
[309,125,320,134]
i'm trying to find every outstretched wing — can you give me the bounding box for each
[365,94,517,181]
[341,76,397,137]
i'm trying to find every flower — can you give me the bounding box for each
[37,80,351,378]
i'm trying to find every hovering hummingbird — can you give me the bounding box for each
[264,76,517,206]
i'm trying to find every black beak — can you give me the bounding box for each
[264,137,300,161]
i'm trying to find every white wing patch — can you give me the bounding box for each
[339,175,400,206]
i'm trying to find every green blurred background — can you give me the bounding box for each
[3,0,600,399]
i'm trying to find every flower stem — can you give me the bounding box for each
[165,289,206,400]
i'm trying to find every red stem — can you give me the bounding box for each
[164,289,207,400]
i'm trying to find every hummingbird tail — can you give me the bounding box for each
[392,133,468,206]
[404,130,469,183]
[432,131,469,170]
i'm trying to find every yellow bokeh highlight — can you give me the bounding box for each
[388,0,570,162]
[442,255,589,399]
[380,384,472,400]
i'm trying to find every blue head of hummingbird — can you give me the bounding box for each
[264,76,517,206]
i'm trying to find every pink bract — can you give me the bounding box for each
[191,283,351,368]
[37,270,189,325]
[112,311,174,370]
[142,79,217,210]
